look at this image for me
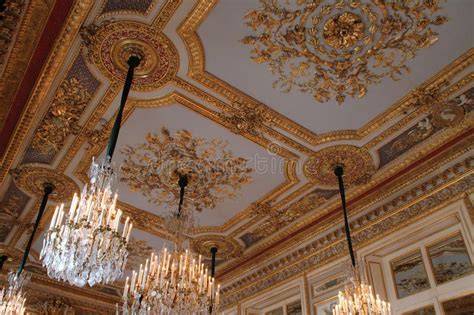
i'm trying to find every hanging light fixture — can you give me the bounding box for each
[332,166,391,315]
[1,185,53,314]
[40,56,140,287]
[120,175,220,314]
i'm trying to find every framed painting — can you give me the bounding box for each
[314,296,338,315]
[390,250,431,298]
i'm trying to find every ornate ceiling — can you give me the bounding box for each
[0,0,473,312]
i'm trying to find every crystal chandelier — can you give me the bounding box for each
[332,166,391,315]
[1,185,54,314]
[40,56,140,287]
[120,175,220,314]
[0,273,27,314]
[40,162,132,286]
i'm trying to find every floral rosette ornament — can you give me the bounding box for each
[120,127,253,212]
[242,0,448,104]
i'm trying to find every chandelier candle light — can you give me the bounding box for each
[40,56,140,287]
[1,185,54,314]
[332,166,391,315]
[121,175,220,314]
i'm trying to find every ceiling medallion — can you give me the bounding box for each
[10,166,79,203]
[82,21,178,91]
[303,145,375,187]
[120,128,253,212]
[191,235,244,260]
[242,0,448,104]
[323,12,365,49]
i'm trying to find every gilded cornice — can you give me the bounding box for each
[178,0,474,147]
[217,132,474,281]
[220,161,474,307]
[97,0,159,20]
[151,0,182,30]
[0,0,94,183]
[0,0,54,132]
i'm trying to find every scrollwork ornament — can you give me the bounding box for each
[242,0,448,104]
[120,128,253,212]
[31,77,91,154]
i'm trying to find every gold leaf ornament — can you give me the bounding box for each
[242,0,447,104]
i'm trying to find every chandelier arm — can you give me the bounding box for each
[17,184,53,276]
[105,55,141,159]
[334,166,356,268]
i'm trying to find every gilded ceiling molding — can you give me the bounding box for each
[217,136,474,282]
[0,0,54,132]
[365,72,474,149]
[242,189,338,246]
[220,163,473,307]
[0,0,27,67]
[0,0,25,68]
[224,181,317,239]
[242,0,447,104]
[175,91,300,160]
[151,0,182,30]
[378,87,473,168]
[172,76,310,157]
[0,0,94,183]
[82,20,179,91]
[178,1,473,147]
[97,0,159,19]
[57,86,121,173]
[0,180,30,242]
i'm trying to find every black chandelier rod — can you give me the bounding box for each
[105,55,141,159]
[177,175,188,218]
[334,165,356,268]
[17,184,53,276]
[0,255,8,271]
[209,247,218,314]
